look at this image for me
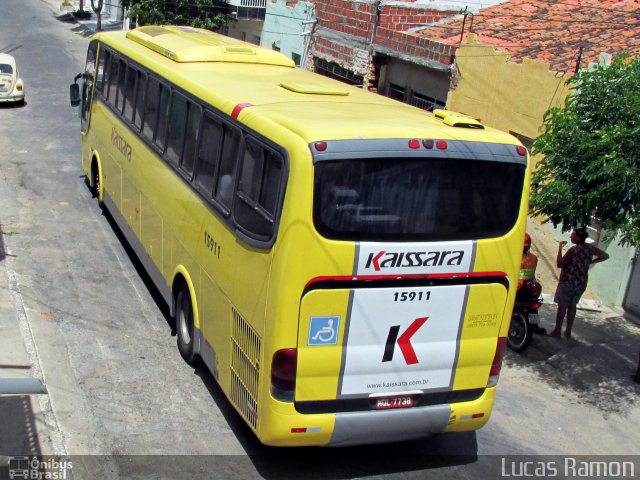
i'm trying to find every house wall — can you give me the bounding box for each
[227,18,265,44]
[310,0,458,86]
[446,34,572,147]
[261,0,314,65]
[381,57,449,104]
[446,34,638,312]
[591,236,637,311]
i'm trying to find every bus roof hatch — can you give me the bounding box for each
[126,26,295,67]
[433,109,485,129]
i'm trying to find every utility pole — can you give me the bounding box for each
[573,47,584,73]
[299,18,318,70]
[574,46,584,74]
[363,0,383,90]
[458,6,468,46]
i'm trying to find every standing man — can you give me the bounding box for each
[550,227,609,339]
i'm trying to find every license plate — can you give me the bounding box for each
[375,395,414,410]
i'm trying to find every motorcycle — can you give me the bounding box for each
[507,278,545,352]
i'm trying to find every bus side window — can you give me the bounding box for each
[195,114,223,198]
[97,48,109,95]
[105,52,119,104]
[235,139,283,239]
[166,92,188,166]
[123,64,138,122]
[181,101,201,176]
[109,59,127,113]
[216,126,241,210]
[155,83,171,151]
[142,77,160,141]
[132,70,146,131]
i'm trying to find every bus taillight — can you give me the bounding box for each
[516,145,527,156]
[488,337,507,387]
[271,348,297,401]
[436,140,448,150]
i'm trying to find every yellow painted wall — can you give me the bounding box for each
[446,34,572,168]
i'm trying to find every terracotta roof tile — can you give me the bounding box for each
[409,0,640,72]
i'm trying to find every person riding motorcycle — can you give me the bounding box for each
[518,233,538,289]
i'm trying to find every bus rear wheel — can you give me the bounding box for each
[91,162,103,207]
[176,284,198,364]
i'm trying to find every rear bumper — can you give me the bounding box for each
[0,92,24,103]
[260,386,496,446]
[328,403,451,446]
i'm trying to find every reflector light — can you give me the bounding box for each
[472,413,485,419]
[314,142,327,152]
[408,139,420,149]
[489,337,507,377]
[291,428,307,433]
[422,139,434,149]
[271,348,297,391]
[516,145,527,156]
[231,102,253,119]
[436,140,448,150]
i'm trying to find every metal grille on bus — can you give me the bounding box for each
[230,308,261,429]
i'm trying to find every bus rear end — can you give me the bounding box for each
[263,134,528,447]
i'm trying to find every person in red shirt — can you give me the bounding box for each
[550,227,609,339]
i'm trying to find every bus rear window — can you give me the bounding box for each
[313,158,525,241]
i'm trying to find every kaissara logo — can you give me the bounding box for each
[365,250,465,272]
[382,317,428,365]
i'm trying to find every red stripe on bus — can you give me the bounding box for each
[304,272,508,289]
[231,102,253,119]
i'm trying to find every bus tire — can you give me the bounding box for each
[91,161,103,208]
[176,284,199,365]
[507,311,532,352]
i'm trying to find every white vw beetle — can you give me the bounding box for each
[0,53,25,104]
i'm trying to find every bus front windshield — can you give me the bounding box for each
[313,157,525,242]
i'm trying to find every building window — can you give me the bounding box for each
[410,92,445,112]
[314,58,363,86]
[291,53,301,66]
[388,83,405,101]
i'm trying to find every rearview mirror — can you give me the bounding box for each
[69,83,80,107]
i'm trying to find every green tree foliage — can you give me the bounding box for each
[120,0,232,31]
[531,55,640,246]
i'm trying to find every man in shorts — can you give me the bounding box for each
[550,227,609,339]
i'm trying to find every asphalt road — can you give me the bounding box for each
[1,1,639,478]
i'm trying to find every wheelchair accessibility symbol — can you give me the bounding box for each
[308,316,340,346]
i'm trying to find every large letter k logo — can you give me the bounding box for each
[381,317,428,365]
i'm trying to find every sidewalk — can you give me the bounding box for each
[48,0,124,36]
[0,229,57,456]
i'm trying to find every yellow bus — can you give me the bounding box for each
[70,26,530,447]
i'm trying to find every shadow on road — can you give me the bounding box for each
[0,395,43,455]
[505,303,640,416]
[188,360,479,478]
